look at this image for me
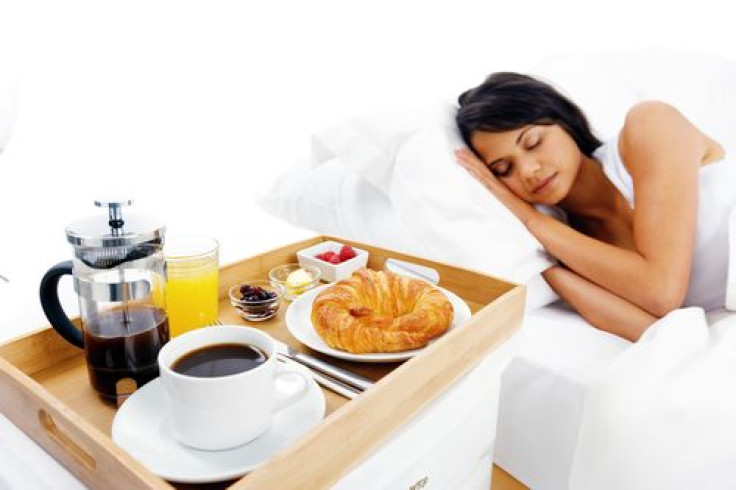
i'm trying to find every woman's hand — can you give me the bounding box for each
[454,147,539,226]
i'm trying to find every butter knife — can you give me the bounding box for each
[273,339,375,392]
[383,258,440,285]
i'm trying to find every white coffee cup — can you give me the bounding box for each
[158,325,309,451]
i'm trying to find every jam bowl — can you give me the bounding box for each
[228,280,281,321]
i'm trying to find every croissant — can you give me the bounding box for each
[311,268,454,353]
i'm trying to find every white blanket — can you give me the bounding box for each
[569,307,736,489]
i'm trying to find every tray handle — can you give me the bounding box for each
[38,409,96,472]
[0,357,171,489]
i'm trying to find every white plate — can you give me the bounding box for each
[111,363,325,484]
[286,283,472,362]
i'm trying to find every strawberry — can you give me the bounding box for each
[328,254,341,264]
[339,245,357,262]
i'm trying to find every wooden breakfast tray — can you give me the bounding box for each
[0,236,525,489]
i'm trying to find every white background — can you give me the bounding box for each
[0,0,735,336]
[0,2,734,487]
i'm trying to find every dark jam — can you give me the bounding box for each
[83,305,169,399]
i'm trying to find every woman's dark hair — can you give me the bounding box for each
[456,72,602,156]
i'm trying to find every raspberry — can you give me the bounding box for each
[339,245,357,261]
[316,248,353,264]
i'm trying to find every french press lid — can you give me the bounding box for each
[65,199,166,269]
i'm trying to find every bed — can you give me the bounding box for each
[259,49,736,489]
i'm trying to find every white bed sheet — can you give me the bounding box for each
[493,302,629,490]
[495,303,736,490]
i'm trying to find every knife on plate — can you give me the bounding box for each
[272,338,375,392]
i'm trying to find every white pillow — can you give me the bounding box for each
[309,103,454,190]
[389,117,555,284]
[257,156,421,256]
[261,102,558,309]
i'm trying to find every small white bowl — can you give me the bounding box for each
[296,241,369,282]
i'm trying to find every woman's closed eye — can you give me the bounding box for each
[526,137,542,150]
[489,161,512,178]
[487,135,541,177]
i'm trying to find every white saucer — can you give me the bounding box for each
[286,283,472,362]
[111,364,325,484]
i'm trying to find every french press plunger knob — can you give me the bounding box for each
[94,198,133,234]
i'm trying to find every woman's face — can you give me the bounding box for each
[470,124,583,205]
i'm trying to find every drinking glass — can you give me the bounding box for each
[165,236,219,337]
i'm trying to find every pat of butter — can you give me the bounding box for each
[286,269,312,288]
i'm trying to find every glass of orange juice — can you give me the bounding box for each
[164,236,219,337]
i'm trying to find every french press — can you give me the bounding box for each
[40,199,170,400]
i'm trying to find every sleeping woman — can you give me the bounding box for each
[455,72,735,341]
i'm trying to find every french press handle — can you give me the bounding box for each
[39,261,84,348]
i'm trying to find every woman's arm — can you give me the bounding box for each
[528,211,683,317]
[530,102,709,316]
[542,266,656,342]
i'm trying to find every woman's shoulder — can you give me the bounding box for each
[618,100,713,173]
[620,101,688,144]
[624,100,682,122]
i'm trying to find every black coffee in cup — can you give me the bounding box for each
[172,343,268,378]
